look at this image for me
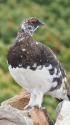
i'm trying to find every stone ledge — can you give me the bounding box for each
[0,91,54,125]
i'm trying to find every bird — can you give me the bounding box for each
[7,17,70,110]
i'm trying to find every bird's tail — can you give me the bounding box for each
[61,83,70,101]
[67,95,70,100]
[56,85,70,102]
[64,83,70,100]
[67,87,70,100]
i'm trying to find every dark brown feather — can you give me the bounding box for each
[7,30,67,91]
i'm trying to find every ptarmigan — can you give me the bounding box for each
[7,17,70,110]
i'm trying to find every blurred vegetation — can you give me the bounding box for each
[0,0,70,120]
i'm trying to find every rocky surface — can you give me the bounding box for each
[0,92,54,125]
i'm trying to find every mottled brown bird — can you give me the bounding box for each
[7,17,70,110]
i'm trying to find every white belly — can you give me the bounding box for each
[8,65,57,94]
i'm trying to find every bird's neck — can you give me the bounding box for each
[15,29,33,44]
[20,24,33,36]
[19,28,33,36]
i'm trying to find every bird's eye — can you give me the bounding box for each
[28,26,32,30]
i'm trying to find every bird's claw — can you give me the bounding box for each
[24,104,41,110]
[24,105,32,110]
[34,105,41,108]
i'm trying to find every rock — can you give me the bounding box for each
[0,91,54,125]
[29,107,54,125]
[56,101,63,118]
[55,100,70,125]
[1,91,30,110]
[0,105,33,125]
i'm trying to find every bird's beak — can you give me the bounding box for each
[39,21,45,26]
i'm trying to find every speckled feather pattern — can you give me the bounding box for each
[7,31,67,92]
[7,18,69,108]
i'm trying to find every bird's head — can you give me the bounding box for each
[20,17,45,36]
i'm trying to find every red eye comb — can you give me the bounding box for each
[28,19,38,23]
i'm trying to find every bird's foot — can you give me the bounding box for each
[24,105,32,110]
[32,103,41,109]
[34,105,41,109]
[24,104,41,111]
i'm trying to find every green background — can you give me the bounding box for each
[0,0,70,120]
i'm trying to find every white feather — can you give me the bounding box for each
[8,64,68,107]
[32,63,37,68]
[22,48,26,51]
[8,65,55,94]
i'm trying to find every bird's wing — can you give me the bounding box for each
[7,36,67,91]
[28,40,67,91]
